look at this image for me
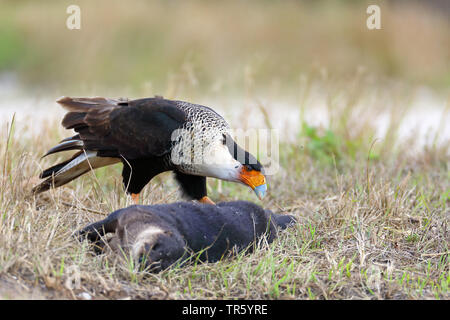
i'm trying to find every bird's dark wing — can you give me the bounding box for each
[59,97,186,159]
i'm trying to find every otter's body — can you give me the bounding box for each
[78,201,295,272]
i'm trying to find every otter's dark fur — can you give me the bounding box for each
[77,201,296,272]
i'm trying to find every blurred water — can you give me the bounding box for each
[1,75,448,150]
[0,74,65,140]
[212,87,449,150]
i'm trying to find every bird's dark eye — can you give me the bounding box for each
[222,134,226,145]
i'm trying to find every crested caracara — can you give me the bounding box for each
[32,97,267,204]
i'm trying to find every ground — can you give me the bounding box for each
[0,82,448,299]
[0,0,448,300]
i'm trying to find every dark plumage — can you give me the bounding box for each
[77,201,296,272]
[33,97,267,203]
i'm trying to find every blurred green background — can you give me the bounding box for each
[0,0,449,98]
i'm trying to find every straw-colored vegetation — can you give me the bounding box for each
[1,73,448,299]
[0,0,448,299]
[1,0,449,94]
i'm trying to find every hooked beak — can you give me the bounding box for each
[239,166,267,199]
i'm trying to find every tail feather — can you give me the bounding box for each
[33,151,120,194]
[32,96,126,195]
[60,134,80,143]
[40,151,83,179]
[58,97,122,133]
[57,96,122,112]
[42,139,85,158]
[61,112,87,130]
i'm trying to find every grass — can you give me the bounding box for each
[0,0,448,300]
[0,72,448,300]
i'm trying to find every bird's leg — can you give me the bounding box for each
[198,196,215,205]
[131,193,140,204]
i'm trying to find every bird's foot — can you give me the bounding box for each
[198,196,215,205]
[131,193,140,204]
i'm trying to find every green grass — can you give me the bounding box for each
[0,0,449,299]
[0,95,447,299]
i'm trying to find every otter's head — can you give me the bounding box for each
[131,225,185,272]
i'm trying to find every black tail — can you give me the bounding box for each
[40,151,82,179]
[32,151,120,194]
[42,139,84,158]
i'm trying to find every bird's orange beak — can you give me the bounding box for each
[239,166,267,199]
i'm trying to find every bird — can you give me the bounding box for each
[32,96,267,204]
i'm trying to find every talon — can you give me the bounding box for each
[199,196,215,205]
[131,193,140,204]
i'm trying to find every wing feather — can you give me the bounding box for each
[57,97,186,159]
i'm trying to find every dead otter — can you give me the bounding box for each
[77,201,296,272]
